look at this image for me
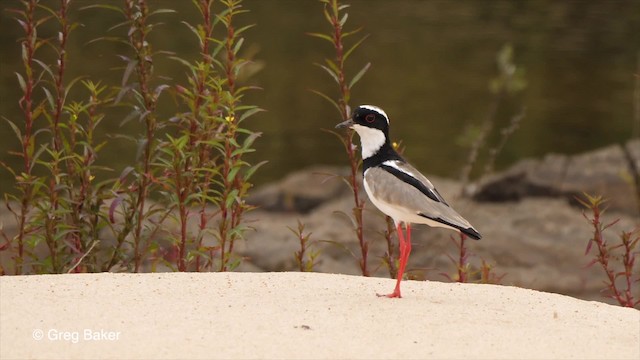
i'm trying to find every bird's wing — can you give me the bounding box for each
[379,160,449,205]
[365,163,481,239]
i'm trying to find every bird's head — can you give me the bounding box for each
[336,105,390,159]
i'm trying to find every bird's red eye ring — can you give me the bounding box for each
[365,114,375,123]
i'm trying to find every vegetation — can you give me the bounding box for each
[1,0,262,274]
[309,0,372,276]
[579,194,639,308]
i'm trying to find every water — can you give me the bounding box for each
[1,0,639,192]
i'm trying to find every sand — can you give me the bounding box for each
[1,272,638,359]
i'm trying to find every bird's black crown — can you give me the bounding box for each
[352,106,389,133]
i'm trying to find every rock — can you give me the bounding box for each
[246,165,352,213]
[471,140,640,215]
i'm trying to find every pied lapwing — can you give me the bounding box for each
[336,105,481,298]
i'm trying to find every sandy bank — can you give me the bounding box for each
[1,272,638,359]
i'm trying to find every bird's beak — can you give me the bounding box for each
[335,119,355,129]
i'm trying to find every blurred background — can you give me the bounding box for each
[1,0,639,189]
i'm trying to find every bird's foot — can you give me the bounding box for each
[376,290,402,298]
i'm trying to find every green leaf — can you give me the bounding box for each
[314,63,339,85]
[149,9,177,17]
[309,89,341,115]
[343,34,369,62]
[348,62,371,90]
[244,160,267,181]
[80,4,124,14]
[342,26,363,39]
[307,32,334,44]
[181,21,202,44]
[226,166,241,183]
[33,59,55,82]
[322,60,340,78]
[339,13,348,27]
[15,73,26,92]
[234,24,256,37]
[42,87,55,111]
[121,59,137,87]
[4,119,22,144]
[233,37,245,56]
[238,107,264,123]
[224,189,239,209]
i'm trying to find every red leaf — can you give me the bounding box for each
[109,195,124,224]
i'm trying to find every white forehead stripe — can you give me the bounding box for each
[360,105,389,123]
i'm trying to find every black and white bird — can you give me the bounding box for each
[336,105,481,298]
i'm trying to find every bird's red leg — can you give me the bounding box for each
[405,223,412,267]
[378,222,409,298]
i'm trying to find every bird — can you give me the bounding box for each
[336,105,481,298]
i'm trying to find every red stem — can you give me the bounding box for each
[14,0,39,274]
[458,234,468,283]
[329,0,368,276]
[125,0,156,272]
[590,204,628,306]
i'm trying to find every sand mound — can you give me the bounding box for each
[1,272,638,359]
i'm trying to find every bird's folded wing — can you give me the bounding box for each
[364,165,475,231]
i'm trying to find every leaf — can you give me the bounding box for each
[109,195,124,224]
[15,72,26,92]
[349,62,371,89]
[119,166,135,184]
[136,138,148,163]
[226,166,241,183]
[33,59,55,81]
[342,26,363,39]
[4,119,22,143]
[233,37,245,56]
[121,59,137,87]
[244,160,267,181]
[307,32,334,44]
[168,55,192,69]
[224,189,239,209]
[80,4,125,14]
[120,108,140,127]
[149,9,177,17]
[154,84,170,99]
[343,34,369,62]
[339,13,348,27]
[309,89,341,115]
[238,107,264,123]
[314,63,340,85]
[234,24,256,37]
[42,87,55,111]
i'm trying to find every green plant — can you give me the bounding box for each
[578,193,639,308]
[1,0,263,275]
[289,220,319,272]
[2,0,45,275]
[1,1,114,274]
[214,0,265,272]
[442,233,505,284]
[458,44,527,188]
[439,44,526,283]
[310,0,371,276]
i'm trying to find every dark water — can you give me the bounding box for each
[1,0,639,192]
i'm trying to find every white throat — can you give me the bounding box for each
[352,124,386,159]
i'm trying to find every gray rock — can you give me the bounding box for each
[247,165,352,213]
[472,140,640,216]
